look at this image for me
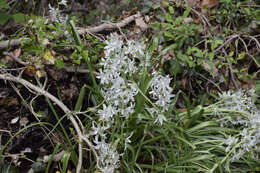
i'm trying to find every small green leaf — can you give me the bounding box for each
[74,85,86,111]
[13,13,26,23]
[238,51,246,60]
[229,51,234,57]
[209,52,214,60]
[168,6,174,14]
[165,13,173,23]
[0,11,12,24]
[183,6,191,18]
[0,0,10,9]
[55,58,64,69]
[232,69,239,73]
[152,3,160,9]
[162,1,169,6]
[74,59,81,65]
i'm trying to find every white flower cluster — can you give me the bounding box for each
[146,72,174,125]
[90,122,120,173]
[217,89,260,161]
[92,33,174,172]
[93,33,149,172]
[48,0,68,24]
[98,33,146,119]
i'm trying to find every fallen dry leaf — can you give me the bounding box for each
[186,0,200,8]
[202,60,218,77]
[181,77,188,90]
[24,65,36,77]
[135,16,148,31]
[201,0,218,9]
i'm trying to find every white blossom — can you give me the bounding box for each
[49,4,60,22]
[89,122,110,138]
[217,89,260,161]
[154,113,167,125]
[59,0,67,6]
[104,33,123,56]
[124,132,133,151]
[149,72,174,112]
[93,136,120,173]
[98,104,116,121]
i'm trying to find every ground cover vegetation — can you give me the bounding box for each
[0,0,260,172]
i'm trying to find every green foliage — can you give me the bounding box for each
[55,58,65,69]
[216,0,260,32]
[0,0,26,24]
[0,0,9,9]
[1,0,260,172]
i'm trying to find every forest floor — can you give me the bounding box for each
[0,0,260,173]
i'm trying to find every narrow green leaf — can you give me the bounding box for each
[61,151,71,173]
[187,121,218,134]
[45,143,61,173]
[69,20,82,46]
[74,85,86,111]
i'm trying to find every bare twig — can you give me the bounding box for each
[76,13,141,35]
[0,38,24,50]
[222,48,239,90]
[0,73,99,173]
[196,72,222,92]
[240,4,260,8]
[246,35,260,50]
[3,51,28,66]
[27,150,65,173]
[63,65,100,75]
[0,13,141,49]
[213,34,239,54]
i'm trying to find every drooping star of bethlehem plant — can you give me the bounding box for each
[215,89,260,162]
[194,89,260,171]
[92,33,175,172]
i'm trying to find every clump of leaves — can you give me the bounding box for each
[216,0,260,32]
[0,0,26,25]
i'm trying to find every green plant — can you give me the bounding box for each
[0,0,26,25]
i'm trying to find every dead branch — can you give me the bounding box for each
[3,51,29,66]
[0,13,141,50]
[76,13,141,35]
[0,38,24,50]
[0,73,100,173]
[213,34,239,54]
[222,48,239,90]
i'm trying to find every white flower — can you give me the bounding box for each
[218,89,260,162]
[146,108,167,126]
[59,0,67,6]
[104,33,123,56]
[89,122,110,138]
[93,136,120,173]
[98,104,116,122]
[124,40,145,57]
[154,113,167,126]
[49,4,60,22]
[124,132,133,151]
[149,73,174,112]
[224,135,238,152]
